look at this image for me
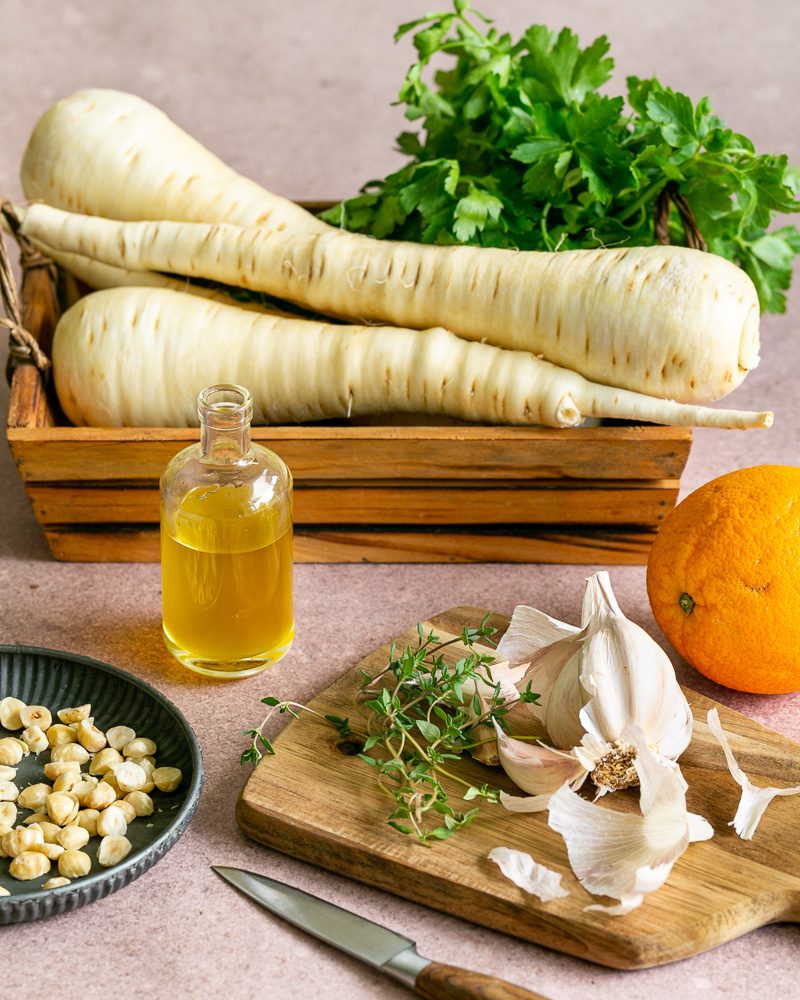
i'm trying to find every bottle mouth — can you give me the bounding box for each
[197,384,253,427]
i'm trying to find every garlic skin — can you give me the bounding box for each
[466,660,529,706]
[547,727,713,915]
[488,847,570,902]
[497,572,692,802]
[494,721,586,812]
[494,606,578,667]
[707,708,800,840]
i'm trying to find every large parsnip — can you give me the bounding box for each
[21,89,325,234]
[22,203,760,404]
[52,287,771,430]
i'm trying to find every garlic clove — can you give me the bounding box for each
[467,718,500,767]
[544,645,587,753]
[522,633,589,750]
[547,726,711,916]
[488,847,570,902]
[707,708,800,840]
[577,573,693,764]
[459,661,532,765]
[494,721,587,806]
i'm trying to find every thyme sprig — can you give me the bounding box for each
[241,615,540,843]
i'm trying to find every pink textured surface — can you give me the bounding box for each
[0,1,798,996]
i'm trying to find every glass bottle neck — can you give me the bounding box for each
[197,384,254,465]
[200,421,252,463]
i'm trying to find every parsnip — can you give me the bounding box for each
[21,89,325,234]
[27,239,206,294]
[20,203,760,405]
[22,236,277,313]
[52,287,771,430]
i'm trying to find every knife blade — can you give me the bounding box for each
[213,865,548,1000]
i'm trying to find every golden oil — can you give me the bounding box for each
[160,385,293,678]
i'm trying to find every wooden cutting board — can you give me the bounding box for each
[237,607,800,970]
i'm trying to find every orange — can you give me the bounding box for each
[646,465,800,694]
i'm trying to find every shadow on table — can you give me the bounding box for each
[0,452,52,561]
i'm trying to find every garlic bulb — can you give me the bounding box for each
[547,727,713,914]
[707,708,800,840]
[496,572,692,806]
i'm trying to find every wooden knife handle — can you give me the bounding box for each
[414,962,549,1000]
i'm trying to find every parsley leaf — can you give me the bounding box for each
[453,185,503,240]
[519,26,613,105]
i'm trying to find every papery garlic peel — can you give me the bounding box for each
[547,727,713,915]
[707,707,800,840]
[488,847,570,903]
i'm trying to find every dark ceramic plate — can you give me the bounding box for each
[0,645,203,923]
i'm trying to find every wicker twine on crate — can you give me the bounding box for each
[654,181,708,252]
[1,200,55,383]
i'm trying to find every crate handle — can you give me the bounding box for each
[0,201,54,383]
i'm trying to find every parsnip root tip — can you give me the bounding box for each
[555,394,582,428]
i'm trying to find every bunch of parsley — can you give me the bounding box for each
[321,1,800,312]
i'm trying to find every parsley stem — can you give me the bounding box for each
[614,182,663,223]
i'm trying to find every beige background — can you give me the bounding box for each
[1,2,798,997]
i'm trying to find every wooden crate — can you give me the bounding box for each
[5,251,691,564]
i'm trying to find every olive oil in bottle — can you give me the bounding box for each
[160,385,293,678]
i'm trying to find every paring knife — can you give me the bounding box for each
[213,866,548,1000]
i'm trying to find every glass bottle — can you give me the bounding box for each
[160,384,294,678]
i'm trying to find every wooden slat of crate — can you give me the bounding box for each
[8,425,692,483]
[43,524,658,564]
[26,479,677,526]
